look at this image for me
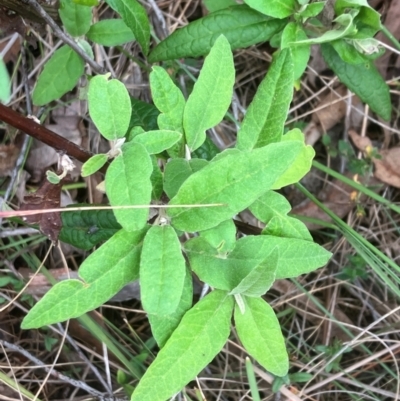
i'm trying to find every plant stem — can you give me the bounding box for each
[0,104,94,165]
[380,23,400,52]
[22,0,105,74]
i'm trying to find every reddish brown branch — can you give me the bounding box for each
[0,103,93,164]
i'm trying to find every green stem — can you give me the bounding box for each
[380,23,400,51]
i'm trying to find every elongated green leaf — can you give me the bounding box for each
[88,74,131,140]
[59,0,92,37]
[272,128,315,189]
[235,297,288,376]
[32,46,84,106]
[0,58,10,104]
[203,0,237,12]
[335,0,381,32]
[150,66,185,133]
[293,14,356,45]
[131,290,234,401]
[140,225,186,315]
[150,155,163,200]
[129,98,160,131]
[229,248,278,297]
[192,136,221,160]
[168,141,302,232]
[150,66,186,157]
[87,19,135,46]
[105,0,150,55]
[183,35,234,151]
[132,130,182,154]
[237,49,294,150]
[186,237,277,294]
[233,235,332,279]
[244,0,295,18]
[148,5,286,62]
[148,268,193,348]
[73,0,98,5]
[281,23,310,81]
[21,227,148,329]
[105,142,153,232]
[321,43,391,120]
[163,158,208,199]
[331,39,370,65]
[59,205,121,250]
[185,234,331,285]
[250,190,312,240]
[81,154,108,177]
[298,1,325,18]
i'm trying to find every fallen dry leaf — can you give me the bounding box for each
[19,177,69,243]
[0,143,19,176]
[349,129,400,188]
[304,85,362,146]
[373,148,400,188]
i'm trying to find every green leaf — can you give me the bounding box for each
[150,155,163,200]
[281,23,310,80]
[200,219,236,253]
[140,225,186,316]
[129,98,160,131]
[148,268,193,348]
[229,248,278,297]
[21,227,148,328]
[105,0,150,55]
[250,191,312,240]
[59,0,92,37]
[272,128,315,189]
[236,49,294,150]
[87,19,135,46]
[185,235,331,285]
[105,142,153,232]
[203,0,237,12]
[234,297,288,376]
[185,237,277,293]
[335,0,381,32]
[297,2,325,18]
[183,35,234,151]
[88,74,131,140]
[81,154,108,177]
[233,236,332,279]
[191,136,221,160]
[46,171,61,184]
[150,66,186,158]
[59,205,121,250]
[163,158,208,199]
[244,0,296,18]
[131,290,234,401]
[150,66,185,133]
[32,46,84,106]
[0,57,10,104]
[321,43,391,120]
[73,0,99,5]
[77,38,94,59]
[132,130,182,154]
[148,5,286,62]
[168,141,302,232]
[331,39,371,65]
[293,14,357,45]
